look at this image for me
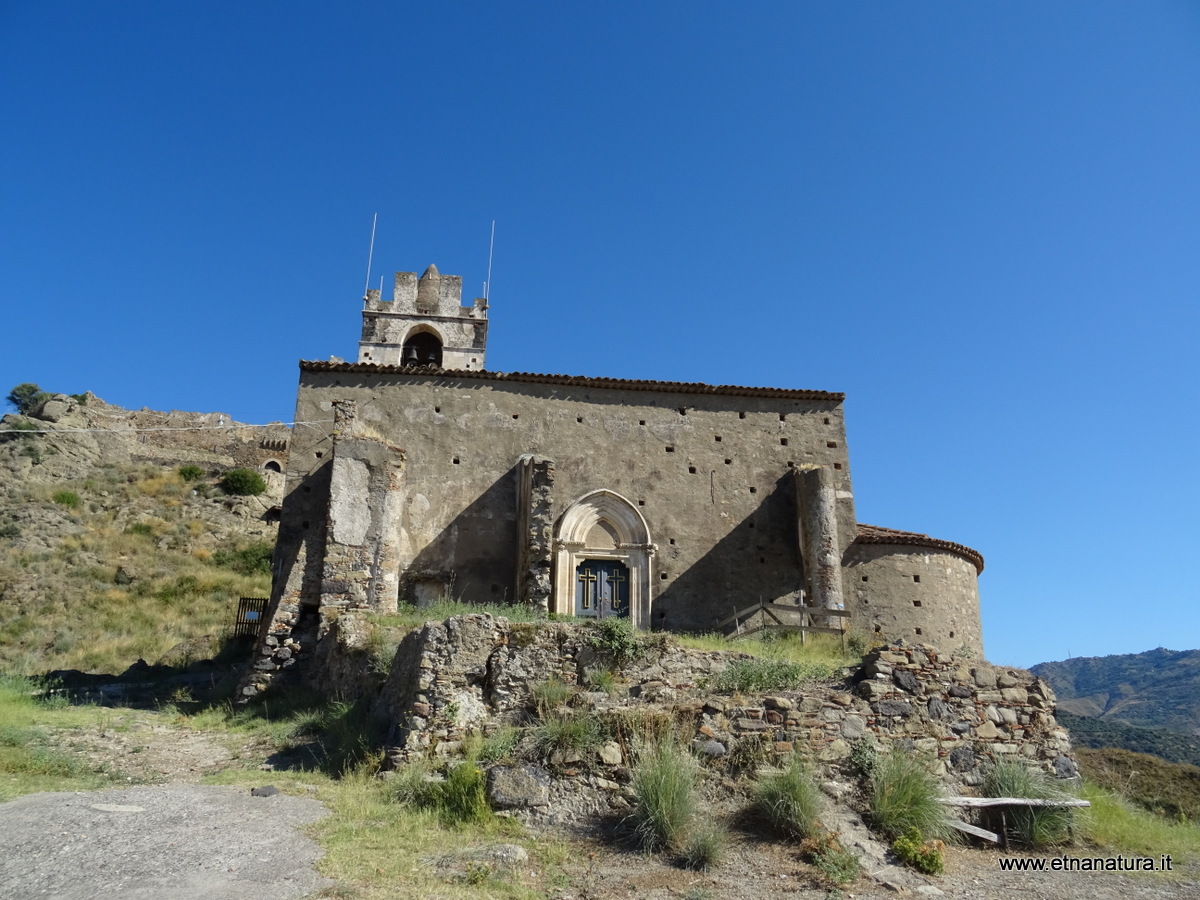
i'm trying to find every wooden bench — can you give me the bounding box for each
[937,797,1091,850]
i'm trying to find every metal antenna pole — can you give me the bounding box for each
[484,219,495,301]
[363,213,378,295]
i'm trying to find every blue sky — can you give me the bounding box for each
[2,2,1197,667]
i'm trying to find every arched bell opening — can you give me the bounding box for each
[402,331,443,367]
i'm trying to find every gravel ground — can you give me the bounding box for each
[0,784,333,900]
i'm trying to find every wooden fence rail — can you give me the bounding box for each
[718,599,851,646]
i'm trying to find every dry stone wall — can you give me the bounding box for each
[305,615,1077,811]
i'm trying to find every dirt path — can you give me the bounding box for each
[63,710,276,784]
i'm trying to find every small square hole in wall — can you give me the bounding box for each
[779,413,786,422]
[780,438,788,447]
[739,412,746,419]
[688,466,697,474]
[576,416,583,423]
[949,631,955,639]
[512,414,519,419]
[827,441,838,448]
[823,417,831,424]
[874,624,882,633]
[749,486,757,494]
[913,575,921,583]
[639,419,646,426]
[435,406,441,413]
[665,446,675,453]
[913,600,922,607]
[725,458,732,465]
[660,573,668,580]
[748,521,755,529]
[315,451,324,459]
[786,461,795,468]
[861,575,868,582]
[669,538,676,545]
[915,628,923,636]
[638,499,645,506]
[833,463,842,470]
[678,407,687,416]
[714,435,722,442]
[452,457,460,465]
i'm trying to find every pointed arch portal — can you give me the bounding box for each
[553,489,654,628]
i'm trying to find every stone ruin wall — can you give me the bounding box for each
[308,614,1077,813]
[3,392,292,474]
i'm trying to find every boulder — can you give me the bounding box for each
[486,765,550,809]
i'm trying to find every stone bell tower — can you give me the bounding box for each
[357,264,489,370]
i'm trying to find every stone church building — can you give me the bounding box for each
[252,265,985,688]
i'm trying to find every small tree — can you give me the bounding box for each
[220,467,267,496]
[7,383,49,414]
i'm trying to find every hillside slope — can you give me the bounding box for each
[0,393,287,675]
[1031,648,1200,737]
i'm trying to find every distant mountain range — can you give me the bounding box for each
[1031,648,1200,764]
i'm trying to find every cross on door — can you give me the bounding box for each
[575,560,630,618]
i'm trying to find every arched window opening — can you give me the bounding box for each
[264,460,283,473]
[402,332,443,367]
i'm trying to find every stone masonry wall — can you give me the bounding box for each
[281,368,855,632]
[343,615,1075,791]
[843,544,985,658]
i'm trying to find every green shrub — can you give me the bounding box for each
[211,541,273,577]
[891,827,945,874]
[754,754,823,838]
[849,738,879,778]
[0,524,19,539]
[585,668,617,693]
[474,726,521,763]
[868,752,950,841]
[713,657,834,692]
[983,759,1075,847]
[393,761,491,826]
[51,491,81,508]
[68,393,88,405]
[586,616,642,667]
[535,711,601,758]
[531,677,573,715]
[219,468,266,496]
[125,522,155,538]
[629,742,698,852]
[178,465,205,482]
[680,821,727,871]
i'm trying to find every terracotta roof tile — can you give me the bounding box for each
[855,523,984,573]
[299,361,844,402]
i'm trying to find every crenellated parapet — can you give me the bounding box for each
[358,264,488,370]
